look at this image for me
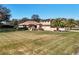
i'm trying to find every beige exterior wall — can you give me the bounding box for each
[41,26,50,31]
[40,21,50,25]
[51,28,57,31]
[37,25,40,29]
[59,28,66,31]
[40,21,52,31]
[41,26,57,31]
[40,21,56,31]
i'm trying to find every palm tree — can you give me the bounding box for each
[51,18,65,31]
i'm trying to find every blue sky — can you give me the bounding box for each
[2,4,79,20]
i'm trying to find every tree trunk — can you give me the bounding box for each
[57,27,59,31]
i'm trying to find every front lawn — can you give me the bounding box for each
[0,31,79,55]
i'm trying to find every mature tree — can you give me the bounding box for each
[51,18,65,31]
[0,5,11,22]
[66,19,76,29]
[31,14,40,22]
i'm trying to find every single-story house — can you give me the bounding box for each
[0,21,14,28]
[18,20,67,31]
[18,21,42,31]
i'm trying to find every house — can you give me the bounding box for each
[0,21,14,28]
[18,21,42,31]
[18,20,66,31]
[18,20,52,31]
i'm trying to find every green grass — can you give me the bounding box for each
[0,30,79,55]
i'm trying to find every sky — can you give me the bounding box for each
[2,4,79,20]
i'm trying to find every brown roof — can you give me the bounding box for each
[19,21,41,25]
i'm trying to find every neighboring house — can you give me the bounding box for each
[0,21,14,28]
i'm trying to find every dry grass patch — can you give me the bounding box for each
[0,31,79,55]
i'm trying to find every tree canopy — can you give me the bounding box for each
[0,5,11,22]
[66,19,76,29]
[51,18,66,28]
[31,14,40,22]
